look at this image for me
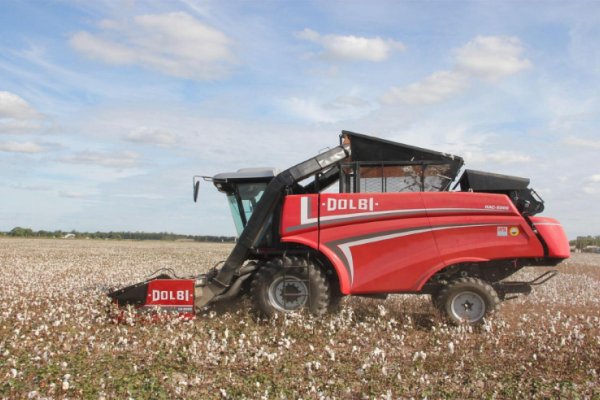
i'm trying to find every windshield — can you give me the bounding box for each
[226,182,268,235]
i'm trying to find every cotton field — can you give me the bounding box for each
[1,238,599,399]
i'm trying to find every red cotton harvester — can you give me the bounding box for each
[108,131,570,324]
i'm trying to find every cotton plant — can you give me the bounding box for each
[0,239,599,399]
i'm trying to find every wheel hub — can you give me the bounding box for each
[450,291,485,323]
[268,276,308,312]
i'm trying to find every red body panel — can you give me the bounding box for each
[141,279,195,318]
[281,192,568,295]
[530,216,571,258]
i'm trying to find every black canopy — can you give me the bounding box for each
[341,130,464,181]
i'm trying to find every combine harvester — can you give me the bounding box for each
[109,131,569,324]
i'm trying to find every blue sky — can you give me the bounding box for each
[1,0,599,238]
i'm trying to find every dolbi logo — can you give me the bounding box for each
[326,197,375,212]
[151,290,191,302]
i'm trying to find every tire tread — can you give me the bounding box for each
[437,276,500,325]
[250,256,330,317]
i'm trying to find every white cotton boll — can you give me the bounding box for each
[448,341,455,354]
[62,380,69,391]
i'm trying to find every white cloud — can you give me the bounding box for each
[382,36,531,105]
[0,91,40,119]
[485,151,533,164]
[0,141,46,153]
[59,151,140,168]
[454,36,532,81]
[381,71,467,105]
[564,136,600,150]
[70,12,235,80]
[460,147,532,167]
[323,95,371,110]
[0,91,44,134]
[125,127,176,146]
[58,191,89,199]
[112,193,164,200]
[296,28,405,62]
[285,94,374,123]
[589,174,600,182]
[584,174,600,194]
[8,183,52,191]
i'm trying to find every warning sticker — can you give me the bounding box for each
[510,227,520,236]
[497,226,508,237]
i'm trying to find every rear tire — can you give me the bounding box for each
[250,257,330,317]
[437,277,500,325]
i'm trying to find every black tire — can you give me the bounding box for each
[437,277,500,325]
[250,257,330,317]
[327,275,345,312]
[430,290,444,311]
[328,293,345,313]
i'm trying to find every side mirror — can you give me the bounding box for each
[193,175,214,203]
[193,177,200,202]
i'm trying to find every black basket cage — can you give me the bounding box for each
[339,131,464,193]
[339,161,458,193]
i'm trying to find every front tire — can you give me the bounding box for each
[250,257,330,317]
[437,277,500,325]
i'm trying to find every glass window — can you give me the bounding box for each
[226,182,268,236]
[226,194,245,236]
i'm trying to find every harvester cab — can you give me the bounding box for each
[205,168,279,236]
[109,130,569,325]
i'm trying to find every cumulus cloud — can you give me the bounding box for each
[564,136,600,150]
[382,36,531,105]
[0,91,40,119]
[58,191,89,199]
[485,151,533,164]
[454,36,532,80]
[296,28,405,62]
[125,127,176,146]
[59,151,140,168]
[380,71,468,105]
[0,141,46,153]
[583,174,600,194]
[0,91,44,134]
[323,95,371,110]
[112,193,164,200]
[8,183,52,191]
[588,174,600,182]
[284,94,374,123]
[70,12,235,80]
[460,149,534,170]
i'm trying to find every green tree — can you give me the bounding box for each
[9,227,34,237]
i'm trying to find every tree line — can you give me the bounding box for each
[1,227,236,243]
[570,236,600,249]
